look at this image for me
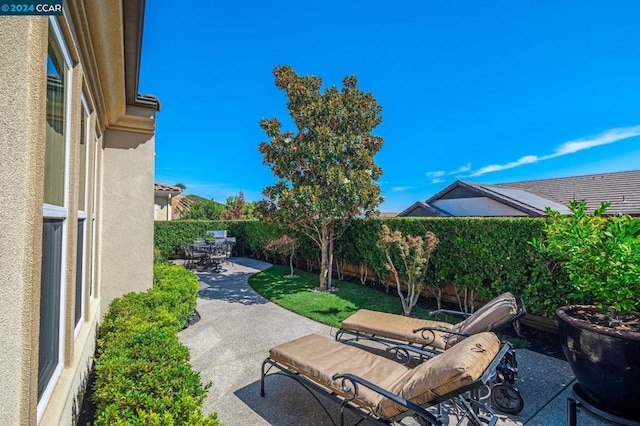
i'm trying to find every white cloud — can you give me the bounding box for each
[468,126,640,177]
[424,164,471,183]
[391,186,414,192]
[425,170,446,178]
[469,155,539,177]
[448,163,472,175]
[549,126,640,157]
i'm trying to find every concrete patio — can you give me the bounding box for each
[178,258,616,426]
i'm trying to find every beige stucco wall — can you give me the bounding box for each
[0,5,157,424]
[0,16,48,425]
[100,129,155,313]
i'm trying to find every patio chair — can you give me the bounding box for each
[183,243,206,270]
[335,292,526,414]
[336,292,525,351]
[261,332,510,426]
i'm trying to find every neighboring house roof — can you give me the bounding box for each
[398,201,451,217]
[492,169,640,215]
[460,182,572,215]
[377,211,400,218]
[400,169,640,217]
[154,183,182,195]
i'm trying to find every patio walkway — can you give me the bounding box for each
[178,258,615,426]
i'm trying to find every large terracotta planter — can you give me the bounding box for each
[557,305,640,421]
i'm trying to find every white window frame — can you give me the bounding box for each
[38,16,72,423]
[90,131,100,300]
[74,96,91,336]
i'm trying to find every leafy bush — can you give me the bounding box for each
[378,224,439,315]
[532,201,640,314]
[93,264,218,425]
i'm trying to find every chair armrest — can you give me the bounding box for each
[516,299,527,318]
[331,373,441,424]
[386,343,442,362]
[413,326,471,338]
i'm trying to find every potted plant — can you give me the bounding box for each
[532,200,640,421]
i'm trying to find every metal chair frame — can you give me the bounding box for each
[260,340,512,426]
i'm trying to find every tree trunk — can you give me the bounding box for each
[385,250,409,315]
[328,226,334,290]
[318,224,329,291]
[288,248,295,277]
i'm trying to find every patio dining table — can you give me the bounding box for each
[189,238,234,272]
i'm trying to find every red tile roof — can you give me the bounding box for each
[154,183,182,193]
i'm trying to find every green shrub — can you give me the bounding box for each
[93,264,218,426]
[532,201,640,314]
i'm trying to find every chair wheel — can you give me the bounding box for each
[491,383,524,414]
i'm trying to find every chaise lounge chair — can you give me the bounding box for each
[335,292,526,414]
[336,292,525,351]
[261,331,510,425]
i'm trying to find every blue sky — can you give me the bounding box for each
[140,1,640,212]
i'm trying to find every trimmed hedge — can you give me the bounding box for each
[154,220,282,261]
[339,218,573,317]
[93,264,219,425]
[155,218,575,317]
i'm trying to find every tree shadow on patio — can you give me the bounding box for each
[233,376,375,426]
[196,272,268,306]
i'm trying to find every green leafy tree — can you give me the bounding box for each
[257,65,384,291]
[265,235,299,278]
[181,199,224,220]
[244,201,256,220]
[174,183,187,191]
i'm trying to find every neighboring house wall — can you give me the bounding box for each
[155,195,172,220]
[432,197,528,216]
[154,184,182,221]
[0,3,158,424]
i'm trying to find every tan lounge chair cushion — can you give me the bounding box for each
[386,332,500,417]
[268,332,500,419]
[269,333,411,417]
[445,292,518,348]
[341,309,454,348]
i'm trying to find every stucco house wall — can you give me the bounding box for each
[0,2,158,424]
[101,129,155,313]
[155,195,172,220]
[154,184,182,221]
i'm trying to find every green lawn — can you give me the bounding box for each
[248,265,434,328]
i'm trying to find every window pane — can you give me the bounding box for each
[75,220,84,326]
[44,32,66,206]
[38,219,63,400]
[78,111,86,210]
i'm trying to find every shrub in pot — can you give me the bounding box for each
[532,200,640,421]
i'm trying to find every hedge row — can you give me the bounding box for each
[154,218,575,317]
[154,220,282,260]
[92,263,219,425]
[338,218,574,317]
